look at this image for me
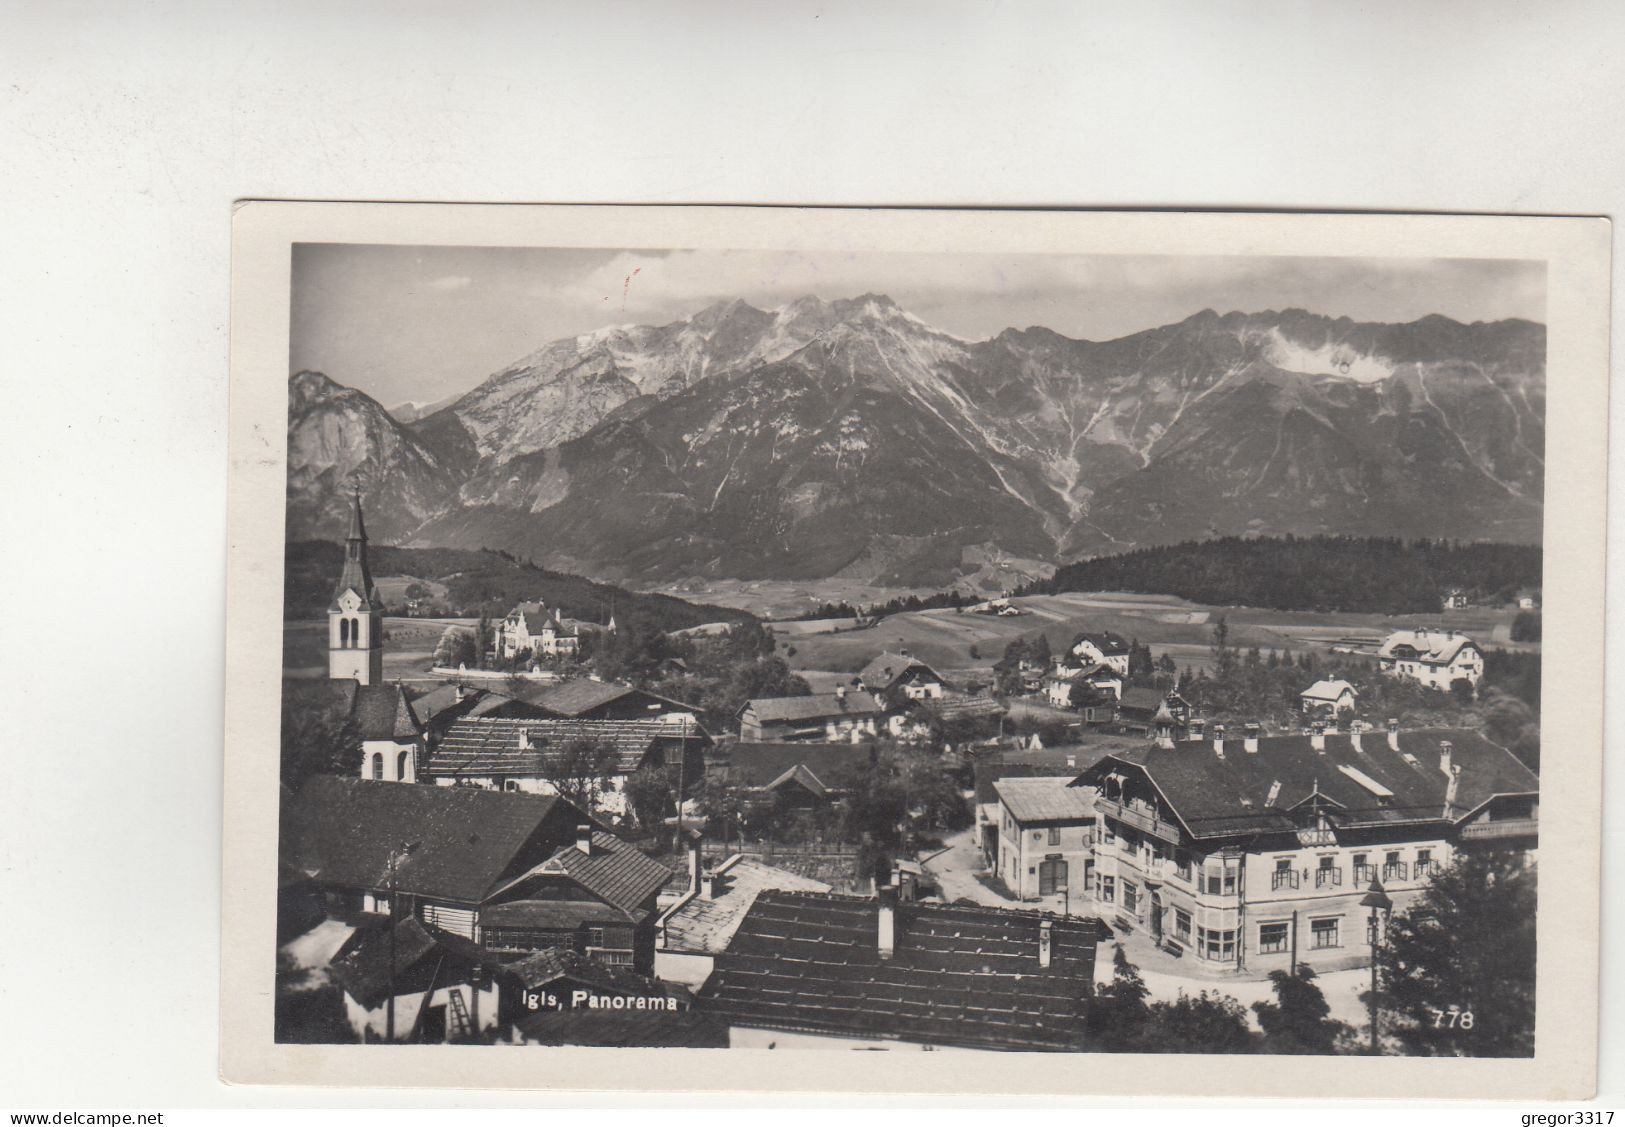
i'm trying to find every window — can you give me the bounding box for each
[1100,876,1115,903]
[1415,848,1434,876]
[1224,866,1237,895]
[1353,853,1374,883]
[339,618,350,645]
[1102,823,1116,845]
[1198,926,1236,962]
[587,927,605,947]
[1123,881,1138,913]
[1175,851,1192,881]
[1316,856,1341,888]
[396,750,410,780]
[1048,827,1061,846]
[371,753,383,781]
[1174,908,1192,942]
[1259,921,1290,953]
[1311,917,1341,949]
[1272,859,1299,891]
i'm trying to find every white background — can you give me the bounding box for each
[2,0,1620,1110]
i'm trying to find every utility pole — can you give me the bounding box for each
[385,846,397,1042]
[1361,878,1393,1055]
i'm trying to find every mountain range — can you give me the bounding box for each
[286,295,1545,587]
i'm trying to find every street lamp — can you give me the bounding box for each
[1360,877,1393,1054]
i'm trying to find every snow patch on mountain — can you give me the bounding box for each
[1264,328,1395,383]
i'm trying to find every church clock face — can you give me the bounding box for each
[339,591,360,613]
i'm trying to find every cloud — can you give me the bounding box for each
[427,274,473,291]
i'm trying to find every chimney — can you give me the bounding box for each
[1244,723,1261,754]
[687,836,704,895]
[1387,718,1401,752]
[1444,763,1462,812]
[1310,722,1326,753]
[1065,755,1077,769]
[877,881,897,961]
[1350,722,1363,753]
[575,824,593,856]
[1038,918,1053,969]
[1438,740,1454,777]
[835,685,848,704]
[517,727,531,750]
[701,870,720,900]
[1212,724,1226,759]
[1187,716,1206,742]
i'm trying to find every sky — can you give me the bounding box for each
[290,244,1546,409]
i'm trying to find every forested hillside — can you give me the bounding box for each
[1030,536,1541,614]
[283,540,754,631]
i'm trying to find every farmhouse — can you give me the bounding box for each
[1068,631,1132,676]
[1074,722,1538,976]
[425,715,711,817]
[1442,588,1469,611]
[326,916,506,1042]
[697,886,1111,1051]
[1045,662,1123,711]
[1299,679,1358,718]
[1378,628,1484,692]
[857,650,945,701]
[283,778,671,970]
[737,687,886,743]
[711,741,879,808]
[1117,687,1191,731]
[993,776,1098,903]
[490,679,700,723]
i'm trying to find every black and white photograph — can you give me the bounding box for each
[244,209,1596,1077]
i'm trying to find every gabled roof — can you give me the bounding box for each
[1300,679,1358,703]
[661,857,833,955]
[531,832,672,916]
[719,742,878,791]
[1118,686,1165,714]
[699,891,1108,1051]
[327,917,504,1010]
[428,716,711,778]
[973,745,1128,806]
[501,947,686,1000]
[858,651,942,692]
[1070,631,1130,656]
[1379,629,1481,665]
[1077,727,1538,840]
[508,679,695,718]
[282,776,571,903]
[741,691,884,724]
[352,683,422,741]
[994,776,1099,824]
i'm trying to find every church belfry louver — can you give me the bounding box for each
[329,489,384,685]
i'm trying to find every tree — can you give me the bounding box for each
[623,763,677,833]
[1373,852,1536,1056]
[539,738,620,816]
[1449,677,1476,706]
[1510,610,1541,642]
[433,626,477,669]
[1087,946,1151,1049]
[1146,990,1256,1053]
[474,614,494,669]
[279,687,359,792]
[1253,965,1351,1054]
[1210,615,1235,680]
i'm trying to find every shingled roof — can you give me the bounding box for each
[326,917,502,1010]
[282,776,573,903]
[994,776,1100,824]
[501,947,687,1000]
[525,831,672,917]
[1379,628,1481,665]
[858,651,942,692]
[741,691,884,724]
[352,683,422,741]
[1081,726,1538,840]
[719,742,879,792]
[699,891,1108,1051]
[509,679,694,718]
[428,716,710,778]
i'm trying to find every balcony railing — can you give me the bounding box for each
[1097,798,1182,845]
[1458,817,1539,841]
[1382,862,1409,882]
[1315,867,1343,889]
[1295,827,1339,847]
[1271,870,1301,891]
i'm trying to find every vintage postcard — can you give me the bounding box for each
[222,204,1608,1096]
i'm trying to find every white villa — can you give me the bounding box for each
[1377,628,1483,692]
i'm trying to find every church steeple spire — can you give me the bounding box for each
[329,488,384,685]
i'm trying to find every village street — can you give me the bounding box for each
[921,825,1374,1033]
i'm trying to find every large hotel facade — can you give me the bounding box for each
[1073,716,1538,974]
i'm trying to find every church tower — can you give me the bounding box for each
[329,489,385,685]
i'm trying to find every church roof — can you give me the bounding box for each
[330,491,382,611]
[353,683,423,741]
